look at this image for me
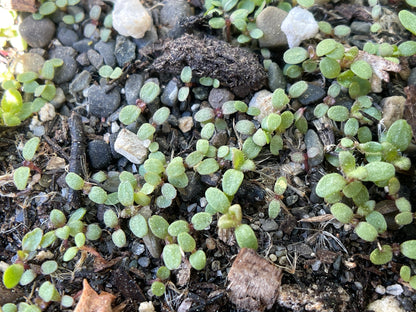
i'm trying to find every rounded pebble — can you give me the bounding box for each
[19,15,56,48]
[88,140,113,170]
[88,84,121,118]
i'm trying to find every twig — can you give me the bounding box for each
[67,112,86,208]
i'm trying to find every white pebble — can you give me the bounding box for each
[281,7,319,48]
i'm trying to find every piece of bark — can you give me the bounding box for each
[0,0,37,12]
[227,248,283,312]
[74,279,115,312]
[151,34,267,98]
[67,112,86,208]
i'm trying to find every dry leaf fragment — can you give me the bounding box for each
[227,248,283,312]
[356,51,402,83]
[74,279,115,312]
[0,0,37,12]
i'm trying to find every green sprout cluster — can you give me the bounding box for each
[4,0,416,308]
[0,58,63,126]
[204,0,269,43]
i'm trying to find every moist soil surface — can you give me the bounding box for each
[1,0,416,311]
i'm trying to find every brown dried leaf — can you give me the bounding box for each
[404,85,416,142]
[228,248,283,312]
[74,279,115,312]
[298,214,333,223]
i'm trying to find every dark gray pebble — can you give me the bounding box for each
[73,39,94,53]
[88,140,113,170]
[87,49,104,69]
[125,74,144,105]
[88,84,121,118]
[160,0,191,28]
[305,129,324,167]
[19,16,55,48]
[69,70,91,94]
[57,27,79,46]
[94,40,116,67]
[115,35,136,67]
[297,84,326,106]
[268,62,286,91]
[49,47,78,84]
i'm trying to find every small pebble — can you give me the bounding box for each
[70,70,92,94]
[49,47,78,84]
[160,0,191,28]
[262,219,279,232]
[367,296,405,312]
[94,40,116,67]
[114,129,149,164]
[19,16,55,48]
[256,6,288,48]
[208,88,234,109]
[178,116,193,133]
[125,74,144,105]
[249,89,274,122]
[305,129,324,167]
[311,260,321,271]
[39,103,56,122]
[269,254,277,262]
[87,49,104,69]
[354,281,363,290]
[87,84,121,118]
[115,35,136,67]
[132,242,145,256]
[112,0,153,39]
[57,27,79,46]
[386,284,404,296]
[161,79,179,107]
[350,21,371,35]
[381,96,406,129]
[138,257,150,267]
[297,83,326,106]
[375,285,386,295]
[88,140,113,170]
[281,7,319,48]
[268,62,286,91]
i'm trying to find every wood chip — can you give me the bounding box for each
[227,248,283,312]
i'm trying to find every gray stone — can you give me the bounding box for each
[57,27,79,46]
[94,40,116,67]
[73,39,94,53]
[88,84,121,118]
[375,285,386,295]
[138,257,150,267]
[192,87,209,100]
[132,242,145,256]
[208,88,234,109]
[262,219,279,232]
[287,243,314,258]
[160,0,191,28]
[350,21,371,35]
[87,49,104,69]
[70,70,92,94]
[305,130,324,167]
[368,296,405,312]
[386,284,404,296]
[161,79,179,107]
[268,62,286,91]
[408,67,416,86]
[133,24,159,49]
[125,74,144,105]
[88,140,113,170]
[76,53,90,66]
[19,16,55,48]
[256,6,288,48]
[50,87,66,109]
[49,47,78,84]
[297,84,326,106]
[115,35,136,67]
[114,129,149,164]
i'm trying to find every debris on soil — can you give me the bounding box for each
[278,283,350,312]
[73,279,116,312]
[151,34,267,98]
[227,248,283,312]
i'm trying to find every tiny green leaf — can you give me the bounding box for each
[168,220,189,237]
[401,240,416,259]
[331,203,353,224]
[177,232,196,252]
[3,264,24,289]
[151,281,166,296]
[370,245,393,265]
[399,10,416,35]
[316,173,346,198]
[283,47,309,64]
[149,215,169,239]
[222,169,244,196]
[234,224,258,249]
[112,229,126,248]
[119,105,141,125]
[140,82,160,103]
[163,244,182,270]
[191,212,212,230]
[189,250,206,270]
[65,172,84,190]
[13,166,30,190]
[351,60,373,80]
[205,187,230,214]
[129,214,148,238]
[355,221,378,242]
